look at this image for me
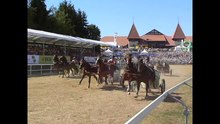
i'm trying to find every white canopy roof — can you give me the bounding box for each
[102,49,113,56]
[139,49,148,56]
[28,28,116,48]
[104,49,113,53]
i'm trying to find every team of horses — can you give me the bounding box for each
[78,57,118,88]
[53,56,162,99]
[120,58,156,99]
[52,59,79,78]
[156,61,172,76]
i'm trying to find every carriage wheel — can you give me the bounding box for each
[169,69,172,76]
[160,79,166,94]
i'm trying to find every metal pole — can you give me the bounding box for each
[30,65,32,76]
[168,94,190,124]
[65,41,66,56]
[43,41,45,55]
[184,107,190,124]
[184,83,193,88]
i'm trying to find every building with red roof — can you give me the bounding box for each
[101,23,192,48]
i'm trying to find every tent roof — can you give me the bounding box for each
[28,29,116,48]
[141,49,148,53]
[104,49,113,53]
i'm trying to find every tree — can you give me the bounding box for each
[75,9,89,38]
[28,0,101,40]
[28,6,36,28]
[55,10,73,35]
[28,0,50,30]
[55,0,77,35]
[87,24,101,40]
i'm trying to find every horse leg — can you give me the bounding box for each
[135,81,141,98]
[62,69,65,78]
[148,81,151,93]
[75,67,79,75]
[99,75,103,84]
[92,74,99,86]
[88,75,91,88]
[66,69,70,78]
[58,68,61,77]
[63,69,67,77]
[79,74,85,85]
[105,75,108,85]
[120,74,125,88]
[127,81,131,95]
[92,74,98,81]
[145,82,149,99]
[110,73,114,85]
[70,68,74,77]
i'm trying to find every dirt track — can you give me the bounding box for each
[28,65,192,124]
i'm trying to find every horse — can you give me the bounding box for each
[53,60,79,78]
[78,58,99,88]
[66,60,80,77]
[156,62,163,71]
[107,63,118,84]
[52,61,67,78]
[95,57,117,85]
[120,59,156,99]
[162,62,170,74]
[107,59,119,84]
[156,61,170,75]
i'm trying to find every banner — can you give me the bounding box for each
[39,55,54,64]
[28,55,40,64]
[28,55,71,64]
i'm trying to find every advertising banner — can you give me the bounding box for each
[28,55,40,64]
[39,55,54,64]
[28,55,71,64]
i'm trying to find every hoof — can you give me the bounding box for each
[127,92,130,95]
[134,95,138,98]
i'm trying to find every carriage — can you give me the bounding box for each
[130,69,166,94]
[156,62,172,76]
[151,69,166,93]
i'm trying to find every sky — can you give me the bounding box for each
[45,0,192,38]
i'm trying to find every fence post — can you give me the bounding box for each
[30,65,32,76]
[168,94,190,124]
[41,65,42,75]
[124,77,192,124]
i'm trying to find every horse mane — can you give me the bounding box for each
[137,63,156,81]
[82,59,92,68]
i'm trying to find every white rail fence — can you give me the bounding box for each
[125,77,192,124]
[28,64,54,76]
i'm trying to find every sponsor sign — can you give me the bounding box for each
[39,55,53,64]
[28,55,39,64]
[28,55,71,64]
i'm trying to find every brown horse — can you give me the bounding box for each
[52,62,67,78]
[78,58,99,88]
[95,57,117,85]
[107,61,118,84]
[53,61,79,78]
[67,60,80,76]
[120,59,156,99]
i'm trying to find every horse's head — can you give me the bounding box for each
[95,57,103,66]
[80,58,91,70]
